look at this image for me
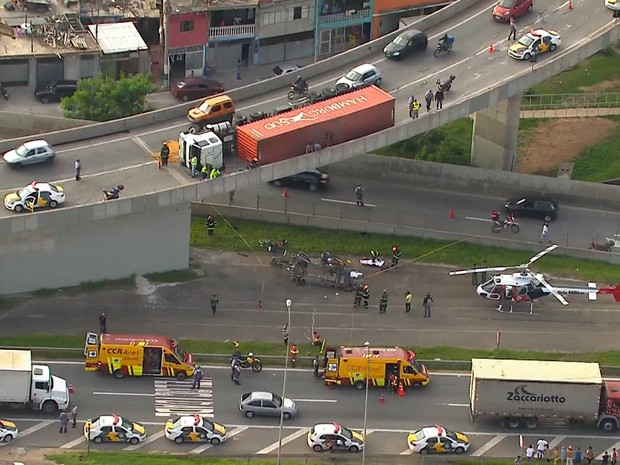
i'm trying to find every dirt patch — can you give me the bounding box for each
[516,118,618,175]
[579,78,620,93]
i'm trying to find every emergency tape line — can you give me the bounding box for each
[189,426,249,454]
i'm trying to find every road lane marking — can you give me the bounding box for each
[189,426,248,454]
[154,378,214,417]
[321,198,376,207]
[447,403,469,407]
[596,440,620,460]
[124,430,165,451]
[293,398,337,403]
[256,427,311,454]
[131,135,154,155]
[60,435,87,449]
[548,436,566,450]
[93,391,155,397]
[466,216,492,222]
[18,420,55,438]
[400,447,413,455]
[470,434,507,457]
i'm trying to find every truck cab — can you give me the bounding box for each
[598,381,620,432]
[30,365,71,414]
[178,131,223,171]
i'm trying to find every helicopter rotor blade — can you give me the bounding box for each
[449,266,515,276]
[537,274,569,306]
[525,244,558,267]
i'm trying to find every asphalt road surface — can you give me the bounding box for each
[0,0,613,216]
[2,363,620,461]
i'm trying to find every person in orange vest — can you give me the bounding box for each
[289,343,299,368]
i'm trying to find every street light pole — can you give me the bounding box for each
[162,0,172,88]
[276,298,292,465]
[313,0,319,62]
[361,341,370,465]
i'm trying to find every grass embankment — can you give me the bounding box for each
[10,333,620,369]
[572,115,620,182]
[47,453,515,465]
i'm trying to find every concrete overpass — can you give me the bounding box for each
[1,0,619,293]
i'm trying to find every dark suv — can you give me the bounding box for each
[34,80,78,104]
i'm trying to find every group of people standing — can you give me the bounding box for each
[408,88,444,117]
[353,285,434,317]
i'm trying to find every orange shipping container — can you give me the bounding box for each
[236,86,395,164]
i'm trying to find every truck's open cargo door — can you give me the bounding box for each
[84,332,99,372]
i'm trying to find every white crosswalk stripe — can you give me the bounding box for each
[124,430,166,451]
[154,378,214,417]
[60,436,87,449]
[189,426,249,455]
[470,434,507,457]
[256,428,311,455]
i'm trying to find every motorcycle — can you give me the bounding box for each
[0,84,8,101]
[232,352,263,372]
[436,75,456,92]
[259,239,288,266]
[491,219,520,234]
[359,251,388,270]
[433,40,453,58]
[287,81,308,100]
[590,239,615,252]
[102,184,124,201]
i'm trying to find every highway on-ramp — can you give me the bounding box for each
[0,0,614,217]
[2,363,620,460]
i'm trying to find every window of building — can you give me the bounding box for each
[263,5,308,25]
[180,20,194,32]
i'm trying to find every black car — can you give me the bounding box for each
[270,170,328,191]
[504,196,559,221]
[383,29,428,59]
[34,80,78,104]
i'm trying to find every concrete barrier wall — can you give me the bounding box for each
[191,202,620,265]
[0,0,481,153]
[0,112,92,137]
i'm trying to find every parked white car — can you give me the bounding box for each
[605,0,620,10]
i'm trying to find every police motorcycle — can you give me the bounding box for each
[232,350,263,372]
[287,76,309,100]
[436,75,456,92]
[359,250,389,270]
[433,34,454,57]
[102,184,124,201]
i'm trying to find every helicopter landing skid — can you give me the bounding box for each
[495,301,538,316]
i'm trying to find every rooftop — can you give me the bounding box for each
[78,0,160,18]
[88,22,147,54]
[0,13,100,57]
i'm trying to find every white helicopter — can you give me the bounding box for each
[449,244,620,314]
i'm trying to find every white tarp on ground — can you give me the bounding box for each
[87,22,147,54]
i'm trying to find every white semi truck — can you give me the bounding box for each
[0,349,70,414]
[470,358,620,431]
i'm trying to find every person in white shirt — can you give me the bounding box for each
[537,439,549,459]
[526,445,536,460]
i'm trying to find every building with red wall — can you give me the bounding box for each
[168,10,209,79]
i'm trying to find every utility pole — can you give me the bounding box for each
[163,0,172,88]
[313,0,319,62]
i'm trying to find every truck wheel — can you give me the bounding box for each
[600,419,617,432]
[176,372,187,380]
[113,369,124,379]
[41,400,58,414]
[525,417,538,429]
[354,380,365,390]
[505,417,521,429]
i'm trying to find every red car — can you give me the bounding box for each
[170,77,225,101]
[492,0,533,21]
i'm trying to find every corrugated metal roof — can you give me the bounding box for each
[236,85,394,141]
[88,22,147,54]
[471,359,602,384]
[0,349,32,371]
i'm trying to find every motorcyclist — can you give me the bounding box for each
[438,33,454,52]
[292,75,307,93]
[491,210,501,223]
[505,212,516,224]
[246,352,254,366]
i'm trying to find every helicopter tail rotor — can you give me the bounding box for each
[597,283,620,302]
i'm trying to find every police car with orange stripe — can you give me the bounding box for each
[165,415,228,445]
[84,414,146,445]
[307,422,364,452]
[0,420,18,442]
[407,425,470,454]
[508,28,561,61]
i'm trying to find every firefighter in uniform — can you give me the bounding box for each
[353,284,363,307]
[206,215,216,236]
[379,289,389,313]
[391,246,401,267]
[160,141,169,166]
[289,343,299,368]
[362,284,370,309]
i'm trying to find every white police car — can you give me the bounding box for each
[165,415,227,445]
[307,422,364,452]
[407,425,470,454]
[84,414,146,445]
[508,28,561,61]
[0,420,19,442]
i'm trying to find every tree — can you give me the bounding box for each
[62,73,153,122]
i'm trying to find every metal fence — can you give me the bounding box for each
[521,92,620,110]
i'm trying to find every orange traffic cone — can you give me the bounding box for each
[379,394,385,404]
[449,208,455,219]
[489,42,495,53]
[398,381,405,397]
[568,0,573,10]
[69,384,74,394]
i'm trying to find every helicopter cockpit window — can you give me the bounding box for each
[481,280,496,293]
